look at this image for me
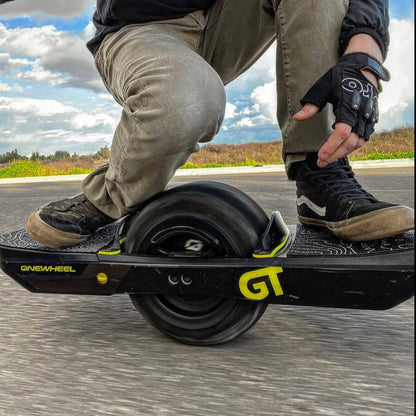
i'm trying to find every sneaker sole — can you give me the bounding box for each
[299,205,414,241]
[26,206,89,249]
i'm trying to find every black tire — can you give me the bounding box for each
[126,181,269,345]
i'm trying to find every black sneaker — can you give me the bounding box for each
[292,154,414,241]
[26,193,114,248]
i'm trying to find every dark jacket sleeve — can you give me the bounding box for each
[339,0,390,60]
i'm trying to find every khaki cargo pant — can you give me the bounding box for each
[83,0,349,219]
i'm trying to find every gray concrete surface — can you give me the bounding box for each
[0,170,414,416]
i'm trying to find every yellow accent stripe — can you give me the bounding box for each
[98,237,126,255]
[98,249,121,255]
[252,231,290,258]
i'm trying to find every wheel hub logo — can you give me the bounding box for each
[184,239,204,252]
[239,267,284,300]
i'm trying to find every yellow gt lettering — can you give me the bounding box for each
[239,267,284,300]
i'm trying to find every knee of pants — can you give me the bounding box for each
[124,57,226,153]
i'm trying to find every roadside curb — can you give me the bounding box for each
[0,158,413,185]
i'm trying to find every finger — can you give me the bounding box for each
[318,132,361,168]
[357,137,365,148]
[317,122,352,167]
[293,103,320,121]
[318,131,362,167]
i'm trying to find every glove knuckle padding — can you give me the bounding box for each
[300,53,389,142]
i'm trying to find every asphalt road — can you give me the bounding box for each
[0,169,414,416]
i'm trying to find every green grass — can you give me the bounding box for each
[67,167,93,175]
[182,157,279,169]
[182,151,413,169]
[0,160,93,179]
[351,150,414,161]
[0,160,45,178]
[0,150,413,179]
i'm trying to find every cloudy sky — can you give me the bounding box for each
[0,1,414,156]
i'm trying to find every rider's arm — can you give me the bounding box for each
[339,0,389,61]
[293,0,390,168]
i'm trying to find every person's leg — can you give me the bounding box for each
[200,0,345,161]
[83,17,226,219]
[272,1,413,240]
[26,1,279,248]
[199,0,276,85]
[275,0,348,162]
[27,1,413,247]
[200,0,413,241]
[27,13,226,247]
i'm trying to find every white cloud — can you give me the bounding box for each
[250,81,277,125]
[223,44,279,132]
[1,97,77,116]
[233,117,255,128]
[224,103,237,119]
[377,18,414,130]
[0,0,94,18]
[223,79,278,130]
[0,81,10,91]
[233,115,269,128]
[71,112,117,130]
[229,44,276,91]
[0,25,62,57]
[0,23,102,91]
[18,60,68,86]
[0,96,118,155]
[0,80,23,92]
[0,52,30,75]
[82,21,96,41]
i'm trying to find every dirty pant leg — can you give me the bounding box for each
[199,0,349,160]
[82,21,226,219]
[275,0,349,158]
[200,0,276,85]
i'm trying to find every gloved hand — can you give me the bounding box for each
[299,52,390,141]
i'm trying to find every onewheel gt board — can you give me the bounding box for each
[0,181,414,345]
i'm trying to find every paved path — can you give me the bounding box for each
[0,170,414,416]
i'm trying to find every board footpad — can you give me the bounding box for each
[0,223,119,253]
[288,225,414,257]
